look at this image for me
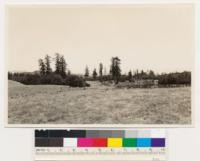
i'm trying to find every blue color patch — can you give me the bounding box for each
[137,138,151,147]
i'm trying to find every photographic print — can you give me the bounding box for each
[6,4,194,126]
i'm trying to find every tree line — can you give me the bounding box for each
[84,56,191,86]
[8,55,191,87]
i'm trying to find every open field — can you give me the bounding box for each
[8,80,191,124]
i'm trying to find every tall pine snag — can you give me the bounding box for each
[38,59,45,75]
[45,55,52,74]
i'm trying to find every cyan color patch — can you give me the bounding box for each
[137,138,151,147]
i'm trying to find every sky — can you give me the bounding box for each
[7,4,194,74]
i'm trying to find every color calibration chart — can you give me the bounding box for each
[35,129,166,161]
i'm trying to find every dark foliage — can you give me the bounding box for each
[39,74,64,85]
[99,63,103,78]
[110,57,121,84]
[44,55,52,74]
[84,66,89,77]
[8,72,89,87]
[65,75,90,87]
[100,75,112,82]
[8,73,41,85]
[92,68,97,80]
[128,70,133,82]
[54,53,67,78]
[158,71,191,85]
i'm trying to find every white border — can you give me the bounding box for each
[3,1,196,128]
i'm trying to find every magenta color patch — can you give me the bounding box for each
[77,138,93,147]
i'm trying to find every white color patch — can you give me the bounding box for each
[151,130,166,138]
[63,138,77,147]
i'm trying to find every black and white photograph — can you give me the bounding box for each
[6,4,194,125]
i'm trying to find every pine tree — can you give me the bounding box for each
[93,68,97,80]
[45,55,52,74]
[128,70,132,82]
[54,53,67,77]
[135,69,139,80]
[38,59,46,75]
[110,57,121,84]
[149,70,155,79]
[60,55,67,78]
[99,63,103,77]
[84,66,89,77]
[55,53,61,74]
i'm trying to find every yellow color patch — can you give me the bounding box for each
[107,138,122,147]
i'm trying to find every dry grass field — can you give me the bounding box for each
[8,80,191,124]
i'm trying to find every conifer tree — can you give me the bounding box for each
[93,68,97,80]
[99,63,103,77]
[45,55,52,74]
[85,66,89,77]
[60,55,67,78]
[38,59,46,75]
[110,57,121,84]
[55,53,61,74]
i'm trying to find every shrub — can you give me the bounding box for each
[13,74,40,85]
[40,74,64,85]
[65,75,90,87]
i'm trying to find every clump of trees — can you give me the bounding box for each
[9,53,89,87]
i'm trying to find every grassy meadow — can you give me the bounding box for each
[8,80,191,124]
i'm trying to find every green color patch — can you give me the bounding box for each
[123,138,137,147]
